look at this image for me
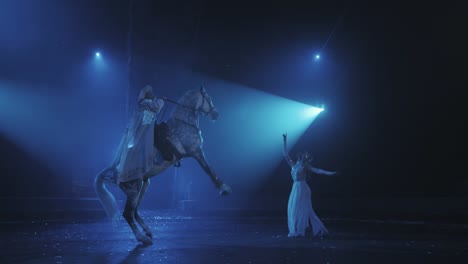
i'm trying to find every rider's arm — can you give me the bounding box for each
[139,98,164,112]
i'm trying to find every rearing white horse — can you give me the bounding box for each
[94,86,232,245]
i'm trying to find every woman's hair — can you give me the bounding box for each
[297,151,314,163]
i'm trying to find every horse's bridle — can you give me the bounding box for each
[199,90,217,116]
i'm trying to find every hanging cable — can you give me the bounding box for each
[190,0,205,69]
[126,0,134,120]
[319,8,347,54]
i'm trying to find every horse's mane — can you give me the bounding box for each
[177,89,199,106]
[169,89,201,121]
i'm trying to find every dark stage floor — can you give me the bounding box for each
[1,210,468,264]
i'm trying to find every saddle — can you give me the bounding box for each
[154,122,180,162]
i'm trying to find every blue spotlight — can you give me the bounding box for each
[92,51,107,71]
[315,54,321,60]
[303,106,323,119]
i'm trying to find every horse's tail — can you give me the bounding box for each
[94,167,120,223]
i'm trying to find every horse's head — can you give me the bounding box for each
[197,86,219,121]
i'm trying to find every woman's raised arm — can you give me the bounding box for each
[283,133,294,167]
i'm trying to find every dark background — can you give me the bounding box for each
[0,0,466,213]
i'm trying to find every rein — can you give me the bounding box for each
[158,91,215,125]
[160,91,215,116]
[161,97,199,112]
[159,97,200,129]
[157,97,198,122]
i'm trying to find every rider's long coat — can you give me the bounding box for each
[113,98,164,183]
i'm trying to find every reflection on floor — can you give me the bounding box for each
[2,210,468,263]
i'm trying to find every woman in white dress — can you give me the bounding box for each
[114,85,165,183]
[282,133,337,237]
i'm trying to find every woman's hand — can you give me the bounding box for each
[219,183,232,196]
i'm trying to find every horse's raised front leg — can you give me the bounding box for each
[192,148,232,195]
[119,179,153,245]
[134,178,152,239]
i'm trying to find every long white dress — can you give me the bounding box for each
[287,161,329,237]
[114,98,164,183]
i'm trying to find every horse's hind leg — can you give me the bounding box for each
[119,179,153,245]
[134,178,152,238]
